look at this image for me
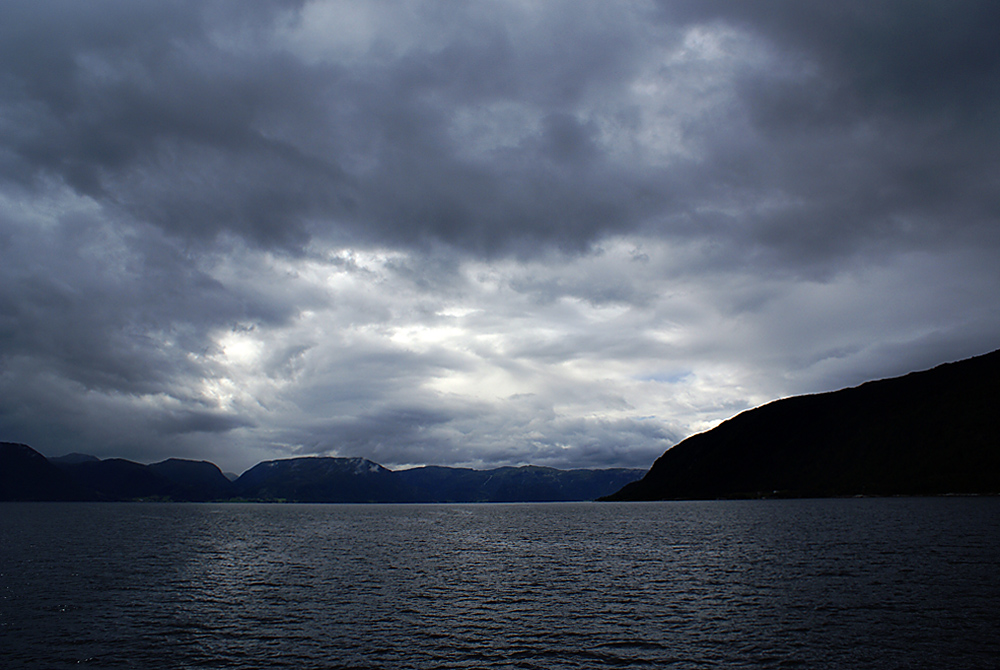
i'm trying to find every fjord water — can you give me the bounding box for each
[2,499,998,669]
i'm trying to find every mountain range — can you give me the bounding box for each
[604,348,1000,500]
[4,349,999,503]
[0,444,644,503]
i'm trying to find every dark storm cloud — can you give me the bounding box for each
[2,0,334,245]
[0,182,325,462]
[659,0,1000,114]
[153,409,255,435]
[4,0,996,262]
[0,201,300,395]
[290,405,464,460]
[0,0,673,254]
[651,0,1000,268]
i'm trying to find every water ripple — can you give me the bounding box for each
[2,499,999,669]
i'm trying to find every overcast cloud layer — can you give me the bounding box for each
[2,0,998,473]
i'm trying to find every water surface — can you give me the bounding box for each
[2,498,998,669]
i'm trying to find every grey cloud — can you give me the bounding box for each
[154,410,255,435]
[0,188,330,463]
[0,205,302,395]
[2,1,342,247]
[497,415,679,470]
[1,0,673,254]
[5,0,994,268]
[648,0,1000,269]
[660,0,1000,116]
[282,405,674,472]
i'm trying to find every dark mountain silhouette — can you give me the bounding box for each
[604,349,1000,501]
[46,456,236,501]
[233,457,407,502]
[54,458,178,501]
[1,443,643,502]
[148,458,235,501]
[1,442,93,501]
[233,459,645,503]
[394,465,487,501]
[396,465,645,502]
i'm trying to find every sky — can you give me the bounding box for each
[1,0,998,474]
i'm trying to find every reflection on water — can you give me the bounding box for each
[2,499,999,669]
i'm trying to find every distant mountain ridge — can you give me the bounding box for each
[0,443,93,501]
[234,457,404,502]
[604,348,1000,500]
[0,443,643,503]
[8,350,997,504]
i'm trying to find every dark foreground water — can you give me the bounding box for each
[2,499,999,669]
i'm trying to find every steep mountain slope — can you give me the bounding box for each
[605,349,1000,500]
